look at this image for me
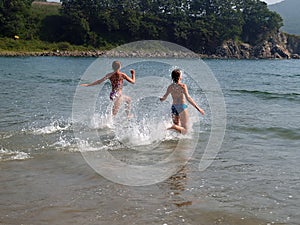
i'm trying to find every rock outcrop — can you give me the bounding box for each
[214,32,300,59]
[286,34,300,59]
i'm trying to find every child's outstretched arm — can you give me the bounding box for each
[183,85,205,115]
[80,73,110,87]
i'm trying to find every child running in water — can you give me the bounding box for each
[160,69,205,134]
[80,61,135,117]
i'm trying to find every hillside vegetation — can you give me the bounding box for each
[0,0,283,54]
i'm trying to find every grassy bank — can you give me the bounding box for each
[0,37,110,55]
[0,1,99,55]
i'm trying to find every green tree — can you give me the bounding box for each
[0,0,34,38]
[240,0,283,44]
[189,0,243,52]
[60,0,94,45]
[55,0,284,51]
[30,1,61,41]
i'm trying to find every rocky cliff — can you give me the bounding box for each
[214,32,300,59]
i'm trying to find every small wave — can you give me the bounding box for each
[50,136,79,152]
[31,120,72,135]
[233,89,300,101]
[0,148,32,161]
[77,139,116,152]
[0,132,13,139]
[235,126,300,140]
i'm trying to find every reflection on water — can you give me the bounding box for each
[167,166,193,208]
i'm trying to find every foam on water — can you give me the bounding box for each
[50,135,80,152]
[31,119,72,135]
[114,117,169,149]
[0,148,31,161]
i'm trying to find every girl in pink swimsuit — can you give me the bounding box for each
[81,61,135,117]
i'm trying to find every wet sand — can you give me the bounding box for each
[0,151,285,225]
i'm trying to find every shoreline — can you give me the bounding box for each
[0,50,106,57]
[0,50,213,59]
[0,49,299,59]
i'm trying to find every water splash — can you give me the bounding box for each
[30,119,72,135]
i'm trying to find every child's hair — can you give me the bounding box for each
[112,61,121,71]
[171,69,181,83]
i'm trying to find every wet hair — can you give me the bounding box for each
[112,61,121,71]
[171,69,181,83]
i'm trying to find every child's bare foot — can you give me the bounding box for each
[167,124,187,134]
[167,125,181,133]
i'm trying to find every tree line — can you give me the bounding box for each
[0,0,283,54]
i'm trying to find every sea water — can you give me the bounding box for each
[0,56,299,224]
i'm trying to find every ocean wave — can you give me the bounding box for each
[0,148,32,161]
[234,126,300,140]
[232,89,300,101]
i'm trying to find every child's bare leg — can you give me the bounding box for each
[172,115,180,125]
[179,110,189,132]
[168,110,188,134]
[123,95,133,117]
[112,96,122,116]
